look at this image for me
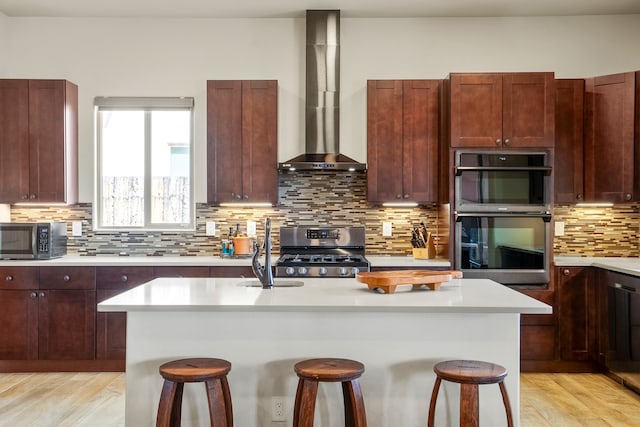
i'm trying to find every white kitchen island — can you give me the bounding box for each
[98,276,551,427]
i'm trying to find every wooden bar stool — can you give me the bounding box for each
[156,357,233,427]
[293,358,367,427]
[428,359,513,427]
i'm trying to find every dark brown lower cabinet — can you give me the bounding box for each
[519,282,558,371]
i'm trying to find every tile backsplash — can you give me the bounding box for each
[10,172,444,257]
[11,176,640,258]
[553,204,639,257]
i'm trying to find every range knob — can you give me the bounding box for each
[298,267,309,276]
[351,267,360,276]
[339,267,349,276]
[285,267,296,276]
[319,267,328,276]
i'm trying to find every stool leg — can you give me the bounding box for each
[498,382,514,427]
[342,379,367,427]
[459,384,479,427]
[427,377,441,427]
[156,380,184,427]
[205,378,233,427]
[293,379,319,427]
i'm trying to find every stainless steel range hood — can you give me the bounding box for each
[279,10,367,172]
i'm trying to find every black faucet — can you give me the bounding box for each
[251,218,274,289]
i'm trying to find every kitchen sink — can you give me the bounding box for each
[237,280,304,287]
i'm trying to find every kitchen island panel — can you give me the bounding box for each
[126,310,520,427]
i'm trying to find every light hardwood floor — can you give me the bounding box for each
[0,372,639,426]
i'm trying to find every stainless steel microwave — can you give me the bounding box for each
[0,222,67,260]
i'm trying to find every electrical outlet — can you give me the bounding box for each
[382,221,393,237]
[271,396,286,422]
[71,221,83,237]
[247,220,257,237]
[205,221,216,236]
[554,221,565,237]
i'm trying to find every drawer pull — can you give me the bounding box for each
[5,275,13,281]
[121,275,128,282]
[30,292,37,299]
[63,275,71,282]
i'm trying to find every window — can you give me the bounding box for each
[95,97,194,230]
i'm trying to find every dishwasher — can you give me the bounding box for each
[606,271,640,393]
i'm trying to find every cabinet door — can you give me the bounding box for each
[554,79,585,203]
[584,72,636,203]
[557,267,597,362]
[38,290,96,360]
[28,80,78,204]
[403,80,440,203]
[502,73,555,148]
[96,266,154,361]
[0,290,38,359]
[450,74,502,147]
[0,79,30,202]
[207,80,243,203]
[366,80,404,202]
[241,80,278,203]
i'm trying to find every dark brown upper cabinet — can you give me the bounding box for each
[448,72,555,148]
[0,79,78,204]
[367,80,440,204]
[207,80,278,204]
[554,79,585,204]
[584,71,639,203]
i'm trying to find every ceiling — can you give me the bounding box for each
[0,0,639,19]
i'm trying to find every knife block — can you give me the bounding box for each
[413,234,437,259]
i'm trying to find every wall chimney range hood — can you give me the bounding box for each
[279,10,367,172]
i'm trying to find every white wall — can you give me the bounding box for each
[0,13,6,73]
[4,15,640,203]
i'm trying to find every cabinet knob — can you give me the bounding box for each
[5,275,13,281]
[576,193,583,200]
[29,194,37,200]
[625,193,632,201]
[503,138,510,146]
[30,292,37,299]
[495,139,502,146]
[38,291,45,298]
[244,194,249,199]
[396,194,402,199]
[235,193,242,200]
[563,269,570,276]
[403,194,409,199]
[121,275,128,282]
[63,275,71,282]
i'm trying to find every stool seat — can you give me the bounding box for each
[428,359,513,427]
[157,357,233,427]
[293,358,367,427]
[294,358,365,382]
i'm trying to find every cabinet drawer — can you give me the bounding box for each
[153,266,210,277]
[39,266,95,290]
[0,266,39,290]
[96,266,154,290]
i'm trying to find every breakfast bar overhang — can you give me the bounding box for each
[98,277,551,426]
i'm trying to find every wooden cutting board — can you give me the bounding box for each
[356,270,463,294]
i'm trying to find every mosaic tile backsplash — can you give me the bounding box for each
[10,174,640,258]
[10,172,445,257]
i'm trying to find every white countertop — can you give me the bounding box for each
[0,254,450,268]
[554,256,640,276]
[98,276,551,314]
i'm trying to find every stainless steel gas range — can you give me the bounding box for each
[275,226,370,278]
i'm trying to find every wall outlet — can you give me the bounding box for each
[271,396,286,422]
[247,220,257,237]
[72,221,83,237]
[554,221,565,237]
[205,221,216,236]
[382,221,393,237]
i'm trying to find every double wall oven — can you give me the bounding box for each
[454,151,553,286]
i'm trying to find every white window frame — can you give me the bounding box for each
[94,97,195,231]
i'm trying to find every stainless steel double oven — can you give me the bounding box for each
[454,150,552,286]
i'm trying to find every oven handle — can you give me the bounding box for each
[455,165,552,176]
[455,213,552,222]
